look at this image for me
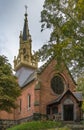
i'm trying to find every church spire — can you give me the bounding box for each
[23,5,30,41]
[14,7,38,71]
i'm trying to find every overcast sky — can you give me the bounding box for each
[0,0,50,67]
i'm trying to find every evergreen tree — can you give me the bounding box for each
[0,55,21,112]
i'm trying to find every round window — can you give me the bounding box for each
[51,75,64,94]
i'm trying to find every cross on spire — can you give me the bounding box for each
[25,5,28,14]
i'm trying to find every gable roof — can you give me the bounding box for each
[17,56,76,87]
[15,66,36,87]
[47,89,83,106]
[22,71,37,87]
[73,91,83,101]
[37,57,76,85]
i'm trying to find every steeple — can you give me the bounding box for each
[23,6,30,41]
[14,7,38,71]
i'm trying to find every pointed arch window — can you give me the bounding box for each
[28,94,31,110]
[18,99,22,113]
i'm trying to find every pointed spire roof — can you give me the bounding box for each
[23,6,30,41]
[14,6,38,71]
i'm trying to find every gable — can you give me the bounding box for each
[47,89,83,106]
[59,89,79,103]
[38,58,76,92]
[16,57,76,89]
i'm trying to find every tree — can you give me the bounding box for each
[36,0,84,76]
[77,74,84,97]
[0,55,21,112]
[76,74,84,112]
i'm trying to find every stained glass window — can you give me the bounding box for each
[51,75,64,94]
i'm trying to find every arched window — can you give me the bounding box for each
[28,94,31,110]
[51,75,64,94]
[18,99,22,113]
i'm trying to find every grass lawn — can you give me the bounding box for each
[7,121,71,130]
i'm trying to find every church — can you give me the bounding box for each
[0,9,83,128]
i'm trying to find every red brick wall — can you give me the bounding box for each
[0,111,14,120]
[38,59,76,114]
[34,88,40,113]
[14,80,36,120]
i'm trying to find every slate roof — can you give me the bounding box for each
[21,57,52,86]
[15,67,35,87]
[22,71,37,87]
[16,56,76,88]
[22,13,29,41]
[73,92,83,101]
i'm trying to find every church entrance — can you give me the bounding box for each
[63,104,74,121]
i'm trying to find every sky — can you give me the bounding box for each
[0,0,50,67]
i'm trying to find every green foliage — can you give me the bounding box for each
[81,101,84,112]
[76,74,84,111]
[7,121,62,130]
[36,0,84,76]
[0,55,21,112]
[77,73,84,97]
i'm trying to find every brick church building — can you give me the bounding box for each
[0,10,83,127]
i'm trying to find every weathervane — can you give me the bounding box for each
[25,5,28,14]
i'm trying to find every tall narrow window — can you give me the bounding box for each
[28,94,31,109]
[18,99,22,113]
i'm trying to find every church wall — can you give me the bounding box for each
[0,111,14,120]
[0,111,15,129]
[14,80,36,120]
[34,89,40,113]
[39,60,57,115]
[38,59,76,115]
[61,66,76,91]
